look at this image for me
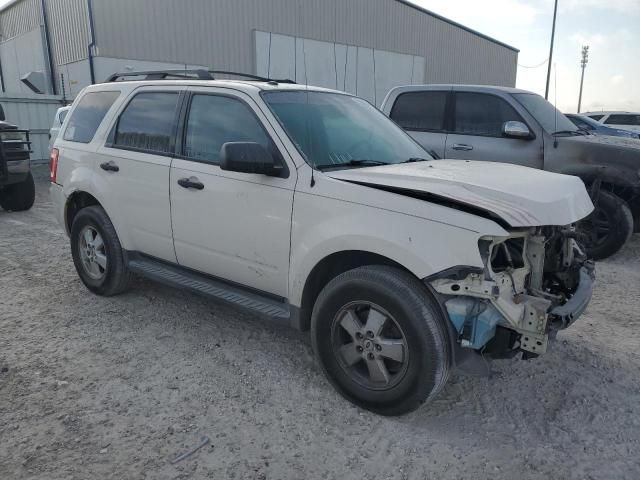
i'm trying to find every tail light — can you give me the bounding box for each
[49,148,59,183]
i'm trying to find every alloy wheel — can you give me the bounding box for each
[331,301,409,390]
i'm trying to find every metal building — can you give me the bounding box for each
[0,0,518,160]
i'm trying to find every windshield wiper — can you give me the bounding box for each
[400,157,430,163]
[552,129,587,136]
[315,159,391,170]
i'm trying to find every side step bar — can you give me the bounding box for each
[127,254,291,323]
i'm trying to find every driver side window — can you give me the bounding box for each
[454,93,524,137]
[183,94,272,164]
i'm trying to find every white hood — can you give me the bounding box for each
[326,160,594,227]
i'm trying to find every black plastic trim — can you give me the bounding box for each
[126,252,291,323]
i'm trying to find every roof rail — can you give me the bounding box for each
[105,69,295,84]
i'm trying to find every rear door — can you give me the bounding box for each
[94,86,183,262]
[387,90,449,158]
[169,87,296,297]
[444,91,543,168]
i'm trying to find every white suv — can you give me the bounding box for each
[50,70,595,415]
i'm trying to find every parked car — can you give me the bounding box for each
[565,113,640,140]
[582,111,640,134]
[0,104,35,212]
[48,106,71,151]
[381,85,640,260]
[50,71,594,415]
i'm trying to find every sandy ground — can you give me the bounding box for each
[1,166,639,480]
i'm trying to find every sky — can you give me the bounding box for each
[1,0,637,113]
[409,0,640,113]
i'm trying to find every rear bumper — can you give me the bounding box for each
[549,263,595,330]
[50,182,67,235]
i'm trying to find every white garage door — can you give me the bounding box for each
[255,31,425,107]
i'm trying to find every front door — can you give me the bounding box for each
[444,92,543,169]
[169,89,296,297]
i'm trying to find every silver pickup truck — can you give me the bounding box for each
[381,85,640,260]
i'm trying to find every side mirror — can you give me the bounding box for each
[219,142,284,177]
[0,104,5,121]
[502,121,531,139]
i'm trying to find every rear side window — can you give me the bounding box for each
[454,93,523,137]
[63,91,119,143]
[183,94,271,164]
[389,91,448,131]
[604,114,640,126]
[587,114,604,121]
[113,92,179,154]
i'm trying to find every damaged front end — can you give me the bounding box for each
[428,228,595,362]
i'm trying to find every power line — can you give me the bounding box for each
[518,58,549,69]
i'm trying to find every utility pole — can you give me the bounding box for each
[577,45,589,113]
[544,0,559,99]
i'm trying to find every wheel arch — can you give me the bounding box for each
[64,190,101,235]
[292,250,413,332]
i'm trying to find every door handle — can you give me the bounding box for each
[100,161,119,172]
[177,177,204,190]
[452,144,473,151]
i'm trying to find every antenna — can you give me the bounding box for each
[553,62,559,148]
[577,46,589,113]
[301,38,315,188]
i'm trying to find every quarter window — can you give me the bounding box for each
[183,94,271,164]
[63,91,119,143]
[604,114,640,126]
[587,114,604,121]
[454,93,523,137]
[113,92,179,154]
[389,91,448,131]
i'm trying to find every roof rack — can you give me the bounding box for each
[104,69,296,84]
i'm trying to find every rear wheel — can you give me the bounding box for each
[70,206,130,296]
[578,191,633,260]
[0,172,35,211]
[311,265,451,416]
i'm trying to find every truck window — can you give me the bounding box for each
[389,91,447,132]
[63,91,120,143]
[454,93,523,137]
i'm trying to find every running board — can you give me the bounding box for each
[127,254,291,323]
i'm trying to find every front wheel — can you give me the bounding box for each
[578,191,633,260]
[311,265,451,416]
[0,171,35,211]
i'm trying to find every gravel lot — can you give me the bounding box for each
[1,166,639,479]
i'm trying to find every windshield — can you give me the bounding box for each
[513,93,578,134]
[262,91,431,169]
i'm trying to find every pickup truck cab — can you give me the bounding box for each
[381,85,640,260]
[50,71,594,415]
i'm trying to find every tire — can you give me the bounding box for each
[70,206,130,296]
[0,171,35,211]
[578,191,634,260]
[311,265,451,416]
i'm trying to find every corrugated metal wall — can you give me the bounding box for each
[87,0,517,86]
[0,0,41,41]
[0,93,63,161]
[1,0,518,90]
